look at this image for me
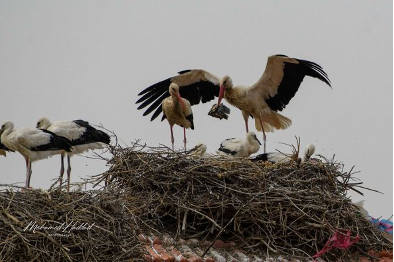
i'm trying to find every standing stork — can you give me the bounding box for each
[36,117,110,191]
[0,121,72,189]
[136,55,331,153]
[161,83,194,150]
[137,71,220,149]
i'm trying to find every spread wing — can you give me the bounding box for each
[136,69,221,121]
[251,54,331,112]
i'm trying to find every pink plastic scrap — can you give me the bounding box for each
[313,229,360,259]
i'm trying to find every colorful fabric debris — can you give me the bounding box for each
[369,218,393,234]
[313,230,360,259]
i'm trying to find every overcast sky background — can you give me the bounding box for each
[0,1,392,218]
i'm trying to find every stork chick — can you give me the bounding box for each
[303,143,315,161]
[217,132,261,158]
[252,143,316,163]
[188,143,209,158]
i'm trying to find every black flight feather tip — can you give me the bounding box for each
[298,59,331,87]
[72,120,111,145]
[33,129,73,152]
[137,70,220,122]
[186,114,194,130]
[265,56,331,112]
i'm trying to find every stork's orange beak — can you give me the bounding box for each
[218,85,225,106]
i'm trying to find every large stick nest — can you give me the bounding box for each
[96,142,391,260]
[0,188,144,261]
[0,142,391,261]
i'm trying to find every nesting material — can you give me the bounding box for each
[0,188,144,262]
[0,143,391,261]
[96,143,391,260]
[208,103,230,120]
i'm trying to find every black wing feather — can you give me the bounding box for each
[0,141,13,152]
[137,70,220,121]
[143,92,169,117]
[32,129,73,152]
[72,120,111,145]
[179,80,219,105]
[265,57,331,112]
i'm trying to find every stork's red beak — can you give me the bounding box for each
[176,92,186,112]
[218,85,225,106]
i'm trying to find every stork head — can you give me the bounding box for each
[1,121,14,135]
[218,75,232,106]
[303,143,315,160]
[36,117,51,129]
[246,132,261,145]
[191,143,207,156]
[169,83,186,111]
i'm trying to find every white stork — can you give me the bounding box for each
[0,121,72,189]
[36,117,111,191]
[252,143,316,163]
[160,83,194,150]
[137,70,221,150]
[216,132,261,158]
[136,55,331,153]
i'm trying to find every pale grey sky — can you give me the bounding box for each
[0,1,392,218]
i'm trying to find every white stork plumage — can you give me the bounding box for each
[187,143,209,158]
[252,143,316,163]
[216,132,261,158]
[0,121,73,189]
[0,129,14,157]
[136,70,221,149]
[160,83,194,150]
[303,143,315,162]
[36,117,111,191]
[136,55,331,153]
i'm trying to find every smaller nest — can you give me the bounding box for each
[95,143,391,260]
[0,188,144,262]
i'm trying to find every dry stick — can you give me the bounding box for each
[201,195,258,258]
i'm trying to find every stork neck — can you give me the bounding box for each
[171,94,178,102]
[2,126,12,136]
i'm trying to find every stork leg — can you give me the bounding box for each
[183,127,187,152]
[59,153,65,190]
[66,155,71,192]
[170,125,175,150]
[25,157,32,189]
[242,111,250,133]
[259,118,267,153]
